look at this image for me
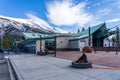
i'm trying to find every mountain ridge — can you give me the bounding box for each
[0,15,69,36]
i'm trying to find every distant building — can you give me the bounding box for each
[21,33,79,54]
[69,23,107,51]
[20,23,117,53]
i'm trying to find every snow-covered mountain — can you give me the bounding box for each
[0,15,70,36]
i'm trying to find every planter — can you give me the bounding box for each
[72,61,92,69]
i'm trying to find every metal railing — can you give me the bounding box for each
[92,47,120,51]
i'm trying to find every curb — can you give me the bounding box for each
[7,58,15,80]
[7,58,24,80]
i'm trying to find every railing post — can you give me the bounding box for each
[54,36,56,57]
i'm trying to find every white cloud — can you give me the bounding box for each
[92,0,111,7]
[54,27,71,33]
[86,8,111,26]
[92,2,101,6]
[106,18,120,23]
[46,0,92,26]
[116,0,120,8]
[96,8,111,18]
[26,13,69,33]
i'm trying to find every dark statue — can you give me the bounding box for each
[72,46,92,68]
[76,53,88,63]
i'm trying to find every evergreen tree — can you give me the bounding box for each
[77,28,80,33]
[81,27,85,31]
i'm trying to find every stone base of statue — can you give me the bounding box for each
[71,52,92,69]
[72,61,92,69]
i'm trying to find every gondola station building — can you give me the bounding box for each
[20,23,116,54]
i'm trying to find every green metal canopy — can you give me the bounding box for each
[70,23,106,41]
[21,35,55,44]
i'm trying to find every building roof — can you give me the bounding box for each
[70,23,106,41]
[22,32,41,39]
[21,33,80,44]
[55,33,80,37]
[21,35,55,44]
[22,32,77,39]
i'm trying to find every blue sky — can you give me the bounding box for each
[0,0,120,32]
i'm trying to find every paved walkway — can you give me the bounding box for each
[47,51,120,68]
[9,54,120,80]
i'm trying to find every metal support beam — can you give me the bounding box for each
[54,37,56,57]
[40,35,42,55]
[116,27,119,55]
[88,27,91,46]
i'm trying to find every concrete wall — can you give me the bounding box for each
[69,40,79,48]
[35,35,93,52]
[78,41,86,52]
[56,37,70,50]
[68,35,93,51]
[69,40,86,51]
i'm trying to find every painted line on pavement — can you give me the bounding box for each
[92,66,120,70]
